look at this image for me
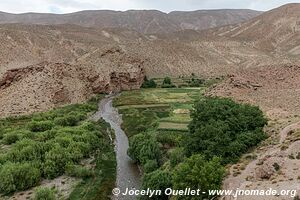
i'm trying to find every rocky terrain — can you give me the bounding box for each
[0,9,261,34]
[0,60,144,117]
[208,64,300,119]
[0,4,299,116]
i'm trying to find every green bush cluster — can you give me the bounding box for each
[142,76,157,88]
[28,121,54,132]
[161,77,176,88]
[0,99,110,195]
[0,162,41,194]
[186,97,267,164]
[128,133,161,165]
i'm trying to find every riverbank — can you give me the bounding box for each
[97,96,141,200]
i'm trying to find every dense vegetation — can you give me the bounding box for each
[115,84,267,200]
[187,97,268,164]
[0,96,116,199]
[141,76,157,88]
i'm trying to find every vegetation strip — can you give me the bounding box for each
[0,95,116,200]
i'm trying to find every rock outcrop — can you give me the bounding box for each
[0,62,145,117]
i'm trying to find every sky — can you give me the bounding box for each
[0,0,299,14]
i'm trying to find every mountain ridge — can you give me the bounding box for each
[0,9,262,34]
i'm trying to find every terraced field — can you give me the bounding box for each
[113,87,205,135]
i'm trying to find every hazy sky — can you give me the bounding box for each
[0,0,299,13]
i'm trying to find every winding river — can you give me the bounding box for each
[92,95,141,200]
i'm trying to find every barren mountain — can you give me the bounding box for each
[0,9,262,34]
[212,3,300,54]
[207,3,300,117]
[168,9,262,31]
[0,4,299,117]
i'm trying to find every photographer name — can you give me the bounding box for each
[122,188,203,197]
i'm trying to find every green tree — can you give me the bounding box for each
[186,97,267,163]
[172,154,225,200]
[141,170,172,200]
[163,77,171,85]
[142,76,157,88]
[128,133,161,165]
[169,147,185,168]
[143,160,159,173]
[162,77,176,88]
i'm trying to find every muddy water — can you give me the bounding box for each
[92,96,141,200]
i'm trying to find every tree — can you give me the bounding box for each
[142,76,157,88]
[172,154,225,200]
[141,170,172,200]
[162,77,176,88]
[128,133,161,165]
[143,160,159,173]
[186,97,267,163]
[163,77,171,85]
[169,148,185,168]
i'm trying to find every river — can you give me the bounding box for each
[91,95,141,200]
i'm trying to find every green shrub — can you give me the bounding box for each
[273,163,280,171]
[141,170,172,200]
[172,154,225,199]
[29,121,54,132]
[163,77,171,85]
[161,77,176,88]
[54,115,81,126]
[169,148,185,168]
[2,132,19,145]
[65,164,93,178]
[142,76,157,88]
[43,145,70,179]
[128,133,161,165]
[0,162,41,194]
[143,160,159,173]
[33,187,55,200]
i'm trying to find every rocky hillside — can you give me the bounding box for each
[0,62,144,117]
[212,3,300,54]
[0,3,300,117]
[0,9,262,34]
[208,64,300,119]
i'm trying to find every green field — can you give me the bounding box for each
[114,87,204,136]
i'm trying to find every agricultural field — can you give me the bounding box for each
[114,87,205,135]
[0,96,116,200]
